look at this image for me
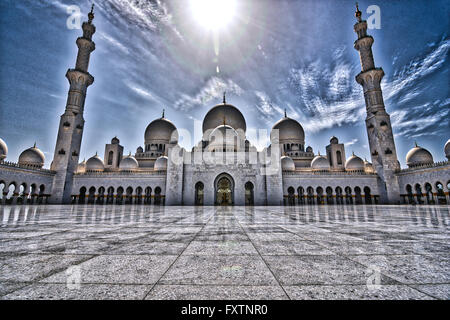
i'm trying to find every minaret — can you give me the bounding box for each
[50,5,96,204]
[353,4,400,204]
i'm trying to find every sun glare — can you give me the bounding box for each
[190,0,236,31]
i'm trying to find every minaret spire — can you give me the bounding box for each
[355,2,362,22]
[353,5,400,204]
[88,4,95,24]
[50,5,96,204]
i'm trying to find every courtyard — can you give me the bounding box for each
[0,204,448,300]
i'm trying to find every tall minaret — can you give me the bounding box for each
[50,5,96,204]
[353,4,400,204]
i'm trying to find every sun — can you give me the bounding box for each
[190,0,236,31]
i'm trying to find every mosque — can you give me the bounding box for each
[0,6,449,206]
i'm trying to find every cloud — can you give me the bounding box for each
[174,77,243,111]
[253,91,284,125]
[344,138,358,147]
[97,32,130,55]
[97,0,182,39]
[390,100,449,139]
[384,38,450,102]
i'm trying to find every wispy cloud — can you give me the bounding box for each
[97,32,130,55]
[174,77,243,111]
[344,138,358,147]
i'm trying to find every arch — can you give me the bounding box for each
[116,187,124,205]
[354,186,362,204]
[154,187,162,205]
[306,186,314,205]
[79,186,86,204]
[405,184,414,204]
[345,186,353,204]
[297,187,305,205]
[17,183,27,204]
[88,186,96,204]
[144,187,152,204]
[244,182,254,206]
[126,186,133,205]
[136,187,143,204]
[316,187,324,205]
[435,182,447,204]
[97,186,105,204]
[335,187,343,205]
[107,187,115,204]
[214,173,234,206]
[107,151,114,165]
[424,183,434,204]
[29,184,37,204]
[0,180,5,201]
[364,186,372,204]
[415,184,423,204]
[5,182,16,204]
[195,182,204,205]
[287,186,295,206]
[326,186,333,205]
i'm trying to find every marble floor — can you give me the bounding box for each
[0,204,448,300]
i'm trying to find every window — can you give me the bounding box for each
[107,151,113,165]
[336,151,342,165]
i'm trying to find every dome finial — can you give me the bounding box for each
[88,3,95,24]
[318,150,321,156]
[352,150,355,156]
[284,109,287,118]
[95,151,98,156]
[33,142,36,148]
[414,141,418,147]
[355,2,362,22]
[162,108,165,118]
[223,91,226,104]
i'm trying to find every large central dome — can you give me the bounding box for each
[202,103,246,134]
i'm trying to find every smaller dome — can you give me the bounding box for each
[406,143,434,167]
[154,156,168,171]
[281,156,295,171]
[86,153,104,172]
[0,138,7,161]
[330,136,339,144]
[311,154,330,170]
[345,153,365,171]
[444,139,450,160]
[18,143,45,168]
[136,146,143,153]
[306,146,313,153]
[120,154,139,170]
[77,159,86,173]
[111,136,120,144]
[271,116,305,143]
[145,117,178,144]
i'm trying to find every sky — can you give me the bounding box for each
[0,0,448,168]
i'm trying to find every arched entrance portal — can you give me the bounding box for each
[215,173,234,205]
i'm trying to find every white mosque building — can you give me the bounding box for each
[0,6,449,206]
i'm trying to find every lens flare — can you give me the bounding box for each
[190,0,236,31]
